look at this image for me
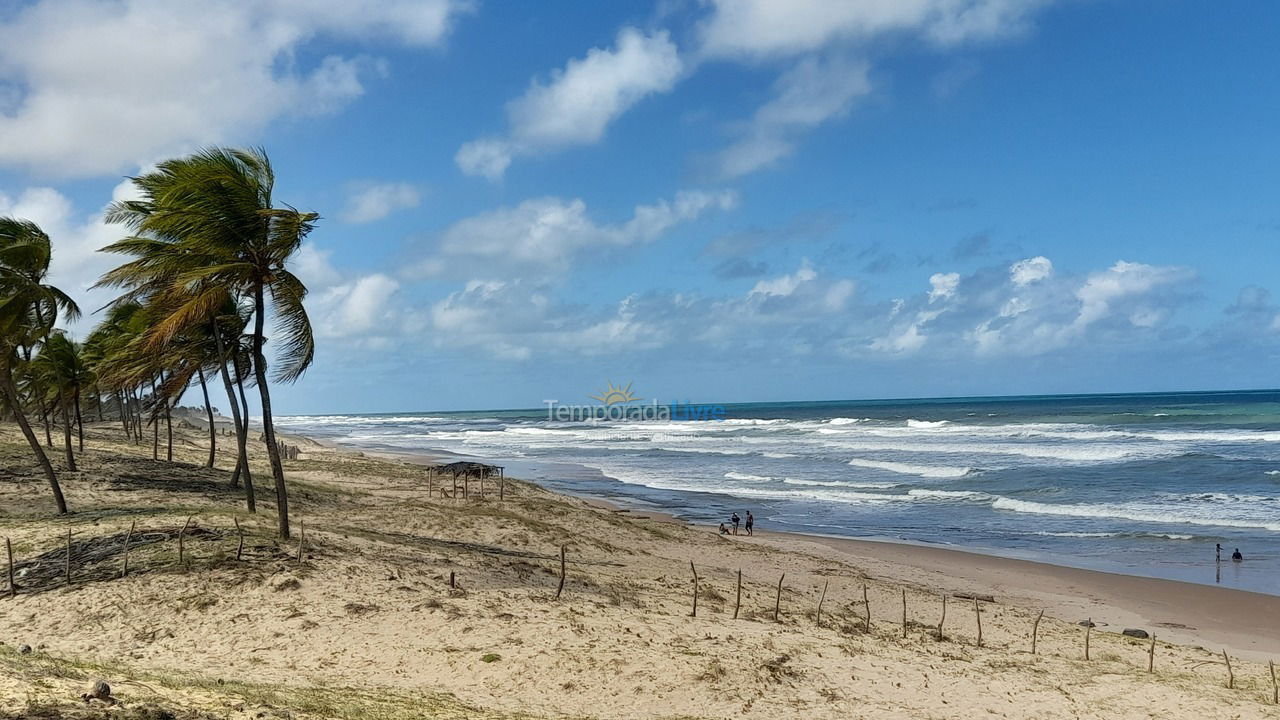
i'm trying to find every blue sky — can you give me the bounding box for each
[0,0,1277,413]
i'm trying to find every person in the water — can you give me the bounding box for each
[1231,548,1243,562]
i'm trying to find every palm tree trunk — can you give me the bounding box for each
[164,394,173,462]
[60,392,76,472]
[117,391,131,440]
[95,384,104,422]
[231,361,253,489]
[198,367,216,469]
[1,365,67,514]
[213,322,254,512]
[252,284,289,539]
[74,385,83,452]
[39,397,53,447]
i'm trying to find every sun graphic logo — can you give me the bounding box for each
[590,381,640,406]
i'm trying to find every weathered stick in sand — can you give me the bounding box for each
[1031,609,1044,655]
[1269,659,1277,704]
[862,583,871,633]
[774,573,785,622]
[297,520,306,562]
[5,537,14,598]
[816,579,829,626]
[974,597,983,648]
[1148,634,1156,673]
[938,593,946,641]
[449,570,456,589]
[1223,649,1234,689]
[1084,618,1091,661]
[901,588,908,639]
[178,516,192,566]
[65,529,72,585]
[689,560,699,618]
[556,545,567,599]
[734,569,742,620]
[233,518,245,562]
[121,521,135,578]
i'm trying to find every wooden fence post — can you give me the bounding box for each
[734,569,742,620]
[901,589,908,639]
[816,579,829,626]
[1031,609,1044,655]
[5,537,14,598]
[1148,634,1156,673]
[1084,618,1091,661]
[297,519,306,562]
[862,583,871,633]
[234,518,245,561]
[121,521,135,578]
[1269,659,1277,704]
[65,529,72,585]
[1223,649,1234,689]
[178,516,192,565]
[556,545,567,599]
[938,593,946,641]
[974,597,983,648]
[689,561,699,618]
[773,573,785,622]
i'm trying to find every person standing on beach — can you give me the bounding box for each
[745,511,754,536]
[1216,543,1222,562]
[731,512,740,535]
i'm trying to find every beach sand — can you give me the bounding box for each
[1,422,1277,719]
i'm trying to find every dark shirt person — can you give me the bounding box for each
[745,511,754,536]
[1232,548,1243,562]
[730,512,740,535]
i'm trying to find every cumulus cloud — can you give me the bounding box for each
[340,182,421,223]
[0,0,470,177]
[456,28,683,180]
[409,189,737,278]
[292,242,402,344]
[1010,255,1052,286]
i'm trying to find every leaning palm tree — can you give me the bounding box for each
[102,147,315,538]
[0,217,79,514]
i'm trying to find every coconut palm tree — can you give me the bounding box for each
[0,217,79,514]
[101,147,315,538]
[31,332,88,470]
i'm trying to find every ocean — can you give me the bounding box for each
[276,390,1280,595]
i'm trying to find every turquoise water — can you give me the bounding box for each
[277,390,1280,594]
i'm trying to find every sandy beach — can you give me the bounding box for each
[3,421,1279,719]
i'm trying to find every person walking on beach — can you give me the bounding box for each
[730,512,740,535]
[745,511,754,536]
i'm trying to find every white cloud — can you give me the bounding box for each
[411,189,737,278]
[697,0,1050,59]
[1010,255,1052,286]
[1072,260,1192,331]
[340,182,421,223]
[928,272,960,302]
[292,241,402,342]
[750,260,817,297]
[0,0,470,177]
[456,28,683,179]
[715,54,871,178]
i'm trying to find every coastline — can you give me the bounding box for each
[305,434,1280,662]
